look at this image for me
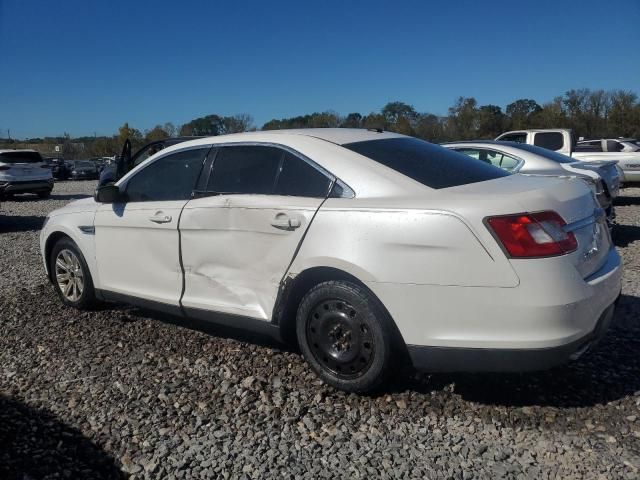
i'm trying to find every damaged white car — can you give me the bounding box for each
[40,129,622,392]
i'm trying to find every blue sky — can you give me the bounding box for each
[1,0,638,138]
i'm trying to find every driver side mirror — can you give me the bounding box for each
[94,184,124,203]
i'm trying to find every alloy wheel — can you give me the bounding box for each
[55,249,84,302]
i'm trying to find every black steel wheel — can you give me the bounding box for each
[296,280,395,393]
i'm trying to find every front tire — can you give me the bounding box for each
[37,190,51,199]
[49,237,96,309]
[296,280,394,393]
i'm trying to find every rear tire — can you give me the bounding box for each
[296,280,394,393]
[49,237,96,309]
[37,190,51,199]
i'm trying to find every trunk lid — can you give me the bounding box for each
[564,160,620,198]
[444,174,611,279]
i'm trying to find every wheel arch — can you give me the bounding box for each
[273,266,410,364]
[44,230,73,282]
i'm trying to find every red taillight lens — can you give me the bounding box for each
[486,211,577,258]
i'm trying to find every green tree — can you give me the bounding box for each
[341,113,363,128]
[608,90,639,137]
[505,99,541,130]
[476,105,504,139]
[117,122,143,150]
[145,125,171,142]
[447,97,478,139]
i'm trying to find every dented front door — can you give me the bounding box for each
[179,194,323,320]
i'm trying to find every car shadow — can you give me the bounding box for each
[402,294,640,408]
[0,395,125,479]
[125,306,297,353]
[50,193,92,201]
[614,195,640,206]
[0,215,46,233]
[613,223,640,247]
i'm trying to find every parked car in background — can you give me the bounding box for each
[41,129,621,393]
[443,141,620,224]
[99,137,202,186]
[495,129,640,185]
[69,160,99,180]
[46,157,71,180]
[577,138,640,153]
[0,149,54,199]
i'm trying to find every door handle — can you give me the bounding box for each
[271,214,301,230]
[149,212,172,224]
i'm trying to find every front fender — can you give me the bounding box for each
[41,213,99,288]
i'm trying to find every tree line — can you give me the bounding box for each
[2,88,638,159]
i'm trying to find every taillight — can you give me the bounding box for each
[486,211,577,258]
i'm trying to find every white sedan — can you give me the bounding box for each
[40,129,622,392]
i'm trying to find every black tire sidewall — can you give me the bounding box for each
[296,280,393,393]
[50,238,96,309]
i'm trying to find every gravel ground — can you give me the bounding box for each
[1,180,639,479]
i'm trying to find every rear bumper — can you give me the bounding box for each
[367,246,622,372]
[407,299,618,372]
[0,179,53,195]
[620,170,640,184]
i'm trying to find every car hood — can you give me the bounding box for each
[49,197,98,217]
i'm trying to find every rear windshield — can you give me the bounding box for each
[75,161,93,168]
[499,142,575,164]
[343,138,509,189]
[0,151,43,164]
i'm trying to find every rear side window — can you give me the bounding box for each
[126,148,208,202]
[208,146,282,194]
[576,142,603,152]
[274,152,331,197]
[498,133,527,143]
[533,132,564,151]
[455,148,520,172]
[0,151,43,163]
[343,138,509,189]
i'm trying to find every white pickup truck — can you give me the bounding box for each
[495,129,640,185]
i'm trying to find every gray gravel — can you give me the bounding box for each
[1,180,639,479]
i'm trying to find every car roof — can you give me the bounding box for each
[442,140,521,147]
[162,128,405,148]
[0,149,40,154]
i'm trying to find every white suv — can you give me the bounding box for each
[0,149,54,199]
[40,129,621,392]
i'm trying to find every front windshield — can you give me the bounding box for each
[75,161,93,168]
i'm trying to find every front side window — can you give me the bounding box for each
[208,146,282,194]
[605,140,624,152]
[125,148,208,202]
[344,138,509,189]
[533,132,564,151]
